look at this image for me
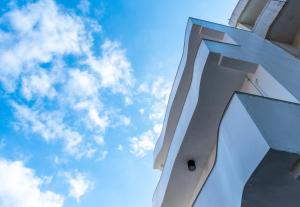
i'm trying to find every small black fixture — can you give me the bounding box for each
[187,160,196,171]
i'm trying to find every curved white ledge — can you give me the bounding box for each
[193,94,270,207]
[154,18,239,170]
[229,0,249,27]
[252,0,285,37]
[154,18,199,169]
[153,38,258,207]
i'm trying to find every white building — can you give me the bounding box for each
[153,1,300,207]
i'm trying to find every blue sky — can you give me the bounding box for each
[0,0,238,206]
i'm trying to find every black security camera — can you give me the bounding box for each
[187,160,196,171]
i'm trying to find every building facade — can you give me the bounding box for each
[153,1,300,207]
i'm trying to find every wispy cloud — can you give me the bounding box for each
[21,69,57,100]
[0,0,91,92]
[0,0,174,206]
[0,0,135,161]
[0,158,64,207]
[130,77,171,157]
[0,0,170,177]
[13,103,78,149]
[86,40,135,94]
[130,130,155,157]
[65,172,93,202]
[94,136,105,145]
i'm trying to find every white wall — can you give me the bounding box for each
[194,96,269,207]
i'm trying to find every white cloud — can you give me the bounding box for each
[0,0,92,92]
[11,102,96,159]
[138,77,171,125]
[12,102,65,142]
[21,69,56,100]
[0,158,64,207]
[86,40,135,94]
[85,147,97,159]
[153,123,163,135]
[148,77,171,133]
[94,136,104,145]
[137,82,150,93]
[73,99,109,133]
[0,0,136,160]
[129,130,155,157]
[150,77,171,100]
[66,172,93,202]
[130,77,171,157]
[120,116,131,126]
[147,77,172,130]
[139,108,145,115]
[66,69,99,98]
[63,69,108,133]
[63,129,84,156]
[87,107,109,132]
[124,96,133,106]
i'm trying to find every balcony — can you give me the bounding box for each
[266,0,300,59]
[229,0,286,37]
[153,19,238,170]
[229,0,300,59]
[153,23,260,207]
[194,93,300,207]
[153,18,300,207]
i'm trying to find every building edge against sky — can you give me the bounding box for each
[153,0,300,207]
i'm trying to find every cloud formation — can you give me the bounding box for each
[66,172,93,202]
[130,77,171,157]
[0,0,135,160]
[0,0,173,206]
[0,0,90,92]
[0,158,64,207]
[0,0,170,170]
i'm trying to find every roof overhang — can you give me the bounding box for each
[153,18,259,207]
[153,18,239,170]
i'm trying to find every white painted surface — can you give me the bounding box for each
[238,0,269,27]
[153,40,210,207]
[194,96,269,207]
[153,18,300,207]
[229,0,249,27]
[253,0,285,37]
[153,21,193,169]
[240,65,299,103]
[154,23,240,170]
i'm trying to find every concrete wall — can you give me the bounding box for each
[153,41,210,207]
[193,95,269,207]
